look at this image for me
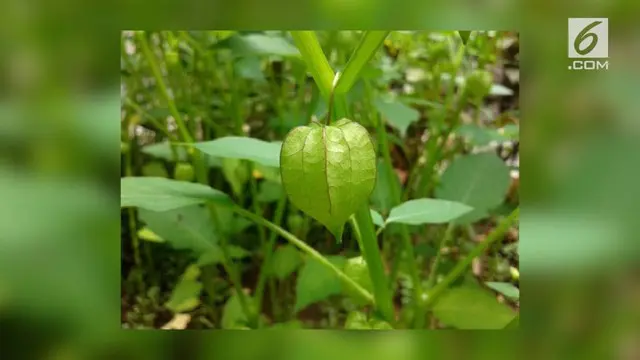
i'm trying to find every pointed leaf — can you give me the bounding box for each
[436,153,510,223]
[138,205,217,254]
[295,256,346,312]
[269,245,303,279]
[386,198,473,225]
[121,177,232,212]
[370,209,385,227]
[280,119,376,241]
[193,137,282,168]
[374,98,420,137]
[165,265,202,313]
[432,285,516,329]
[485,282,520,300]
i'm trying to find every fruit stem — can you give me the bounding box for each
[326,72,341,125]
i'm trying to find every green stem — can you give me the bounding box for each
[254,196,287,317]
[352,206,395,323]
[233,205,375,306]
[423,208,519,309]
[426,223,456,289]
[138,31,253,324]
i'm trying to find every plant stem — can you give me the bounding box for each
[423,207,519,309]
[233,205,375,306]
[426,222,456,289]
[254,196,287,318]
[351,206,395,323]
[138,31,254,323]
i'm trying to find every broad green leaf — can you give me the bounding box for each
[121,177,232,212]
[456,124,510,146]
[138,205,217,254]
[280,119,376,241]
[193,137,281,168]
[295,256,346,312]
[269,245,303,279]
[256,180,284,203]
[334,31,389,95]
[197,245,251,267]
[165,265,202,313]
[432,285,516,329]
[435,153,510,224]
[222,292,253,329]
[370,159,400,214]
[370,209,385,227]
[342,256,373,306]
[225,33,300,58]
[222,158,250,196]
[485,282,520,300]
[374,98,420,137]
[386,198,473,225]
[235,56,266,82]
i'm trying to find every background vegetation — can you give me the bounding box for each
[120,30,520,329]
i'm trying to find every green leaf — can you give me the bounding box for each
[334,31,389,95]
[435,153,510,224]
[370,209,385,227]
[197,245,251,267]
[138,205,217,254]
[256,180,284,203]
[386,198,473,225]
[432,285,516,329]
[225,33,300,58]
[370,159,400,214]
[137,227,164,243]
[222,158,250,196]
[342,256,373,305]
[121,177,232,212]
[456,124,509,146]
[142,141,189,162]
[485,282,520,300]
[490,83,514,96]
[165,265,202,313]
[269,245,303,279]
[193,137,282,168]
[235,56,266,82]
[374,98,420,138]
[222,292,252,329]
[295,256,346,312]
[280,119,376,241]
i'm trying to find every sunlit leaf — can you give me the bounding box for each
[295,256,346,312]
[432,285,516,329]
[121,177,232,212]
[193,137,281,168]
[386,198,473,225]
